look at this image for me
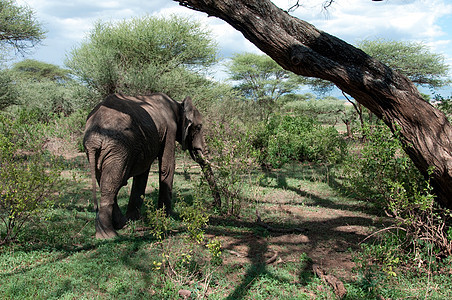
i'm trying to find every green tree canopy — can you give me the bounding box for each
[12,59,70,82]
[0,0,45,110]
[66,15,218,99]
[226,52,303,120]
[0,0,45,54]
[358,39,450,89]
[5,60,91,118]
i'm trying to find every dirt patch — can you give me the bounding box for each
[209,199,382,282]
[45,137,84,160]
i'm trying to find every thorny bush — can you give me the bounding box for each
[254,114,345,168]
[205,121,259,215]
[342,123,452,269]
[0,114,61,245]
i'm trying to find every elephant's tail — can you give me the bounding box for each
[87,149,98,212]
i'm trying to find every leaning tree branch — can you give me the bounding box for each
[173,0,452,207]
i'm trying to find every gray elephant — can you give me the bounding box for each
[83,93,220,239]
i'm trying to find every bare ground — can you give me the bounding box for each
[210,202,380,280]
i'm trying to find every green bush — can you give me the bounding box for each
[12,79,92,122]
[145,197,170,241]
[0,114,62,245]
[341,123,451,266]
[205,121,259,215]
[177,199,210,244]
[255,114,346,168]
[341,123,431,211]
[435,94,452,121]
[0,69,19,110]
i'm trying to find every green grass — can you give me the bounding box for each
[1,152,451,299]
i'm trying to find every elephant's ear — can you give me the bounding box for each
[182,96,194,151]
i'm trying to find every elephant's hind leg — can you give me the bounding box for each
[96,163,127,238]
[96,194,127,239]
[112,197,127,230]
[126,168,150,221]
[95,195,118,239]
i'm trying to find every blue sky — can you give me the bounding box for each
[13,0,452,93]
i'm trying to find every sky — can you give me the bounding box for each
[13,0,452,92]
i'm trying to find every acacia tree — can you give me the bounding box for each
[358,39,450,89]
[0,0,45,54]
[227,52,302,120]
[66,15,218,100]
[12,59,70,82]
[174,0,452,207]
[0,0,45,110]
[307,37,450,93]
[10,60,88,118]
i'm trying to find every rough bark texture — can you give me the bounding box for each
[175,0,452,207]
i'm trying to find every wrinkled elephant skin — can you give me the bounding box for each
[83,93,217,238]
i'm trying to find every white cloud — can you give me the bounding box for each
[11,0,452,77]
[287,0,452,43]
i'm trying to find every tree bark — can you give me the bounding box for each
[174,0,452,207]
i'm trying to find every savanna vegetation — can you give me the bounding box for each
[1,1,452,299]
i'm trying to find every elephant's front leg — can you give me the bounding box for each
[126,169,150,221]
[158,147,175,215]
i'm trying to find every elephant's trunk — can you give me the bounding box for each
[192,150,221,208]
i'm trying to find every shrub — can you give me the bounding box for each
[177,199,210,244]
[147,192,223,290]
[0,69,19,110]
[255,114,345,168]
[342,122,452,266]
[435,94,452,121]
[341,123,429,210]
[205,121,259,215]
[145,197,170,241]
[0,114,62,245]
[13,79,92,122]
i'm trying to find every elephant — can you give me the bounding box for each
[83,92,220,239]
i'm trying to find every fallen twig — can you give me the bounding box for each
[71,220,92,240]
[359,226,406,245]
[226,249,246,257]
[265,249,278,264]
[312,264,347,299]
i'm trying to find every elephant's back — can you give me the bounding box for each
[83,94,161,166]
[85,105,134,142]
[86,94,158,134]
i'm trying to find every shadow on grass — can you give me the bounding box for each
[224,235,287,299]
[200,162,387,298]
[207,210,379,299]
[1,154,384,298]
[259,163,376,214]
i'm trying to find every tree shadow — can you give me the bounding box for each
[40,151,383,299]
[208,209,380,299]
[259,165,374,213]
[225,235,277,299]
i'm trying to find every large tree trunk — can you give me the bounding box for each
[175,0,452,207]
